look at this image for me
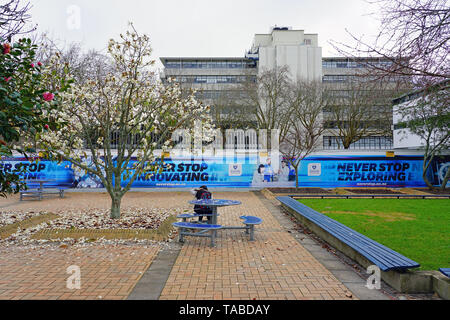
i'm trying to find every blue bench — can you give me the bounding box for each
[439,268,450,278]
[277,196,420,272]
[240,216,263,241]
[172,222,223,247]
[177,213,218,222]
[177,214,196,222]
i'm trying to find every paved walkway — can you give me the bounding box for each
[158,192,357,300]
[0,191,393,300]
[0,244,159,300]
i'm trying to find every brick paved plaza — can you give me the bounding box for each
[0,191,377,300]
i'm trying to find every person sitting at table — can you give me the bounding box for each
[190,185,213,223]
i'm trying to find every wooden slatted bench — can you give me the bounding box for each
[439,268,450,278]
[20,186,69,201]
[240,216,263,241]
[42,187,70,198]
[20,189,43,201]
[172,222,223,247]
[277,196,420,272]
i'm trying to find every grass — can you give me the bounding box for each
[297,198,450,271]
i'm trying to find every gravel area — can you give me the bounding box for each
[0,192,194,246]
[0,210,47,227]
[46,206,185,230]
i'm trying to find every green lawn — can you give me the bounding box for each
[297,199,450,271]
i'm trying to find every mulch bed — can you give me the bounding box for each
[0,206,187,245]
[414,188,450,195]
[267,188,331,194]
[346,189,403,194]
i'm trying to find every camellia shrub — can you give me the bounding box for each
[0,38,70,196]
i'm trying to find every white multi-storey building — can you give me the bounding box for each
[160,27,397,150]
[393,80,449,150]
[248,27,322,82]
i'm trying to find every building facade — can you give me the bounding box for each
[160,27,397,151]
[393,80,449,150]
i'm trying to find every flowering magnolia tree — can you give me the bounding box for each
[0,38,68,196]
[31,26,212,219]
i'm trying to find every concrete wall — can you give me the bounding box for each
[254,29,322,82]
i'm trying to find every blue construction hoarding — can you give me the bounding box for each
[0,155,448,189]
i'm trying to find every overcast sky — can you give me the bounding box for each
[29,0,381,68]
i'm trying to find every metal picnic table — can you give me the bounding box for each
[174,199,263,246]
[19,179,66,201]
[188,199,242,226]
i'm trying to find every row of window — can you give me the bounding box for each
[172,75,256,84]
[322,75,389,83]
[196,90,249,100]
[164,60,257,69]
[324,120,389,130]
[323,136,393,150]
[166,60,393,70]
[87,132,393,151]
[322,60,393,69]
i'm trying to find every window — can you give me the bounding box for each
[323,136,393,150]
[322,60,392,69]
[166,60,256,70]
[172,75,255,84]
[323,75,348,82]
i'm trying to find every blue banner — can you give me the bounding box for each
[0,157,74,187]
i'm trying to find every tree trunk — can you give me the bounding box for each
[440,167,450,190]
[110,194,122,219]
[295,166,299,191]
[422,156,435,190]
[422,170,434,190]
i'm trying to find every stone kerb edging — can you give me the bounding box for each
[31,215,178,241]
[0,213,60,240]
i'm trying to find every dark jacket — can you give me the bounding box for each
[194,189,213,214]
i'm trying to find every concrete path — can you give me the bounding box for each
[132,191,389,300]
[0,191,391,300]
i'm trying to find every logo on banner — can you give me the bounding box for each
[308,163,321,176]
[229,164,243,176]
